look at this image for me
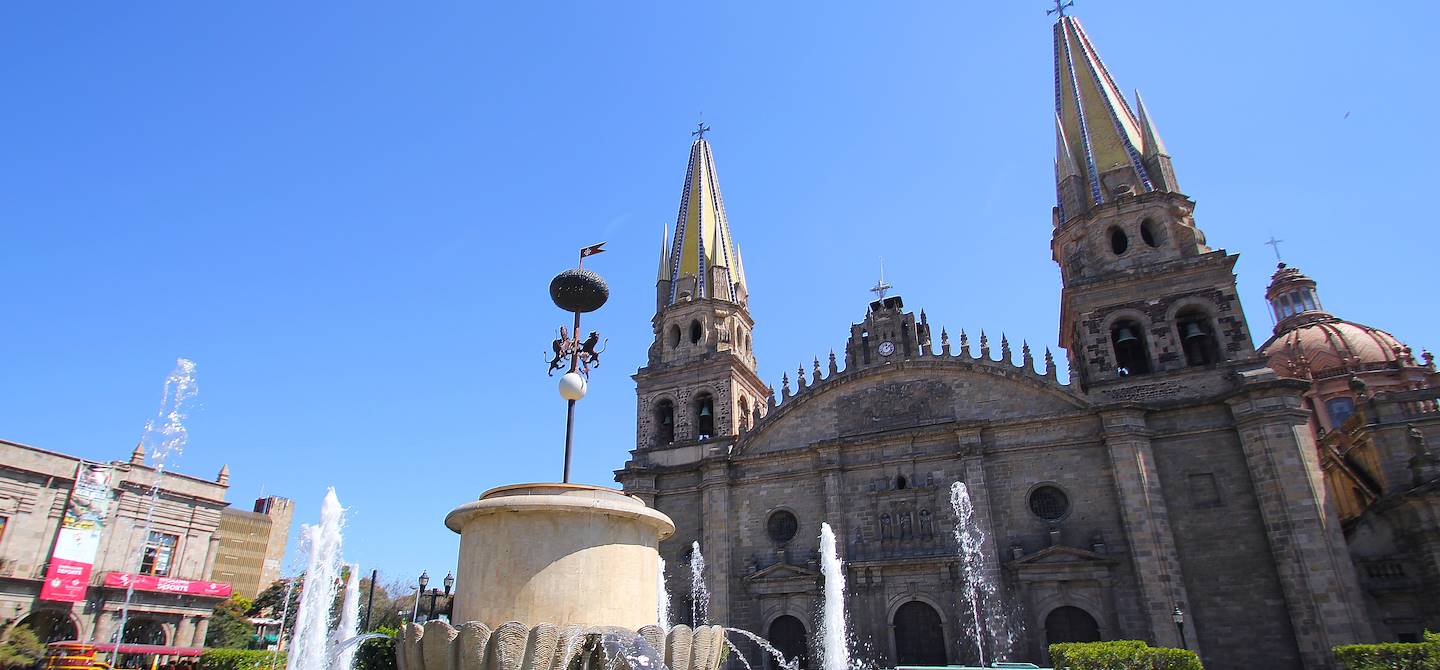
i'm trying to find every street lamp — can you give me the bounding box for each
[442,573,455,620]
[1172,606,1187,650]
[412,571,429,622]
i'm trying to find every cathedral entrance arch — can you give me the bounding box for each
[893,601,947,666]
[15,609,78,643]
[766,615,810,670]
[1043,606,1100,645]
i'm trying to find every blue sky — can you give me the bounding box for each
[2,1,1434,587]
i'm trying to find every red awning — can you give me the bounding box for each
[84,642,205,657]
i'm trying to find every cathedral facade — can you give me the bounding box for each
[616,13,1440,670]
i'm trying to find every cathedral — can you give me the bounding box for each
[615,11,1440,670]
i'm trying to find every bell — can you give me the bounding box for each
[661,413,673,426]
[1114,327,1138,345]
[1183,322,1207,341]
[699,404,712,418]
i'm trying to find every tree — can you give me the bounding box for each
[206,595,255,649]
[0,626,46,669]
[250,577,303,634]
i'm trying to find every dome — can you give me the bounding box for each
[1260,317,1415,380]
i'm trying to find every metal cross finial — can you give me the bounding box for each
[1265,235,1285,263]
[1048,0,1074,17]
[692,122,711,140]
[870,257,893,300]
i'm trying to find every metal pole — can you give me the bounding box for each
[410,587,421,623]
[428,589,439,621]
[562,307,581,483]
[362,568,378,631]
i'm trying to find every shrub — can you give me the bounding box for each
[354,628,397,670]
[198,648,286,670]
[1333,637,1440,670]
[0,627,46,669]
[1049,640,1202,670]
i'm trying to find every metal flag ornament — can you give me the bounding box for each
[545,241,609,483]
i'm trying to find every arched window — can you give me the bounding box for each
[738,396,751,429]
[668,325,681,349]
[16,610,78,644]
[1109,227,1129,255]
[689,320,704,345]
[694,393,714,439]
[734,324,743,350]
[1140,219,1163,247]
[895,474,908,490]
[1110,319,1151,375]
[1044,606,1100,645]
[1176,307,1221,367]
[654,400,675,446]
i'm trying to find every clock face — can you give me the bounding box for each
[878,341,896,357]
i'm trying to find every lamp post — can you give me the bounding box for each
[427,588,440,621]
[411,570,428,623]
[1172,606,1187,650]
[442,573,455,620]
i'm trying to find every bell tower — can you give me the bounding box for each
[1049,14,1257,392]
[633,127,769,451]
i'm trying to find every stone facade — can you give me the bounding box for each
[0,438,231,651]
[612,14,1420,670]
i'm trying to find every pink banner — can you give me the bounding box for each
[40,463,114,602]
[103,572,232,597]
[39,557,93,602]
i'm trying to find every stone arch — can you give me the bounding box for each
[1031,594,1110,647]
[1166,297,1225,367]
[651,395,677,446]
[1043,605,1101,645]
[1103,309,1155,376]
[889,598,948,666]
[122,617,169,646]
[13,608,81,643]
[765,614,811,670]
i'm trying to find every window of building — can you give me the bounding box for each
[654,400,675,446]
[1327,397,1356,427]
[1139,219,1164,247]
[0,516,7,546]
[694,393,714,439]
[1110,320,1151,375]
[140,531,178,577]
[1028,485,1070,521]
[1109,227,1129,255]
[895,474,908,490]
[668,325,681,349]
[1176,308,1221,367]
[689,320,703,345]
[766,510,798,544]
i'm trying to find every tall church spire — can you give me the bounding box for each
[663,132,747,306]
[1053,15,1177,222]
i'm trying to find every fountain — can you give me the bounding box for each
[657,557,670,633]
[332,562,362,670]
[112,359,198,665]
[395,247,730,670]
[688,542,709,626]
[950,482,1015,665]
[818,523,850,670]
[287,488,348,670]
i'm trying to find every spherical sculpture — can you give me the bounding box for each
[558,372,588,401]
[549,268,609,313]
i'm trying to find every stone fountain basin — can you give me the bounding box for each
[398,620,727,670]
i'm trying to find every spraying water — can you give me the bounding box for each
[111,359,198,665]
[657,555,670,631]
[725,628,797,670]
[950,482,1013,665]
[286,489,347,670]
[818,523,850,670]
[331,563,361,670]
[689,541,709,625]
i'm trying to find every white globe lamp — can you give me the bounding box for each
[558,372,588,401]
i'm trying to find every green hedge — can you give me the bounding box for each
[354,628,397,670]
[198,648,287,670]
[1333,635,1440,670]
[1049,640,1202,670]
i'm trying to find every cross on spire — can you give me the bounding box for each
[1048,0,1074,17]
[692,122,711,140]
[870,258,893,300]
[1265,235,1285,263]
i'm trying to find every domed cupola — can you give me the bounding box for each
[1259,263,1419,381]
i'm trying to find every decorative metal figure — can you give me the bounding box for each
[1048,0,1074,17]
[545,242,609,483]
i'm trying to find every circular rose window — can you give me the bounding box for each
[767,510,798,544]
[1028,486,1070,521]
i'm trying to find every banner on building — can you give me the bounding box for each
[102,572,232,597]
[39,462,115,602]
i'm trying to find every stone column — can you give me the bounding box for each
[176,614,197,647]
[1099,408,1196,652]
[1227,383,1372,668]
[700,459,732,625]
[817,444,845,543]
[192,616,210,648]
[202,536,221,579]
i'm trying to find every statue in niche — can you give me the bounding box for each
[899,510,913,540]
[919,509,934,540]
[880,513,893,540]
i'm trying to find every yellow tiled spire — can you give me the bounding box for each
[1053,15,1154,208]
[665,131,745,305]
